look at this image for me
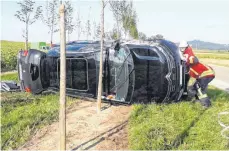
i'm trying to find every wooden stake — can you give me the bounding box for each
[97,0,105,113]
[59,4,66,150]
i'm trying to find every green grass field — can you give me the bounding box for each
[0,40,30,71]
[0,73,77,150]
[128,86,229,150]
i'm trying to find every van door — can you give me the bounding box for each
[106,46,135,103]
[18,49,48,94]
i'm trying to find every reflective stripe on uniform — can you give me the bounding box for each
[199,70,215,78]
[198,94,208,99]
[190,68,199,76]
[189,56,194,64]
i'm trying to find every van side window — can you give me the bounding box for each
[30,64,39,81]
[72,59,88,90]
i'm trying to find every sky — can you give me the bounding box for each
[0,0,229,44]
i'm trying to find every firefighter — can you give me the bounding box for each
[179,41,215,107]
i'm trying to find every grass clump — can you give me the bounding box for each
[1,92,76,150]
[128,86,229,150]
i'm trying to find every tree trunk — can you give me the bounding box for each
[68,30,70,42]
[59,4,66,150]
[97,0,104,113]
[51,2,55,47]
[116,18,119,39]
[25,22,28,50]
[78,27,80,40]
[51,26,53,47]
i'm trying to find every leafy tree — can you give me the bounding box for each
[96,23,101,40]
[122,1,138,39]
[109,0,128,39]
[76,11,82,40]
[93,21,101,40]
[148,34,164,41]
[155,34,164,39]
[85,20,91,40]
[15,0,42,50]
[109,0,138,39]
[64,0,74,42]
[42,0,58,46]
[139,32,147,41]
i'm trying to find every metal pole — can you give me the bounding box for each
[97,0,105,113]
[59,4,66,150]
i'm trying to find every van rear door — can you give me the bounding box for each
[18,49,48,94]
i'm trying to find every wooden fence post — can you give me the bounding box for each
[59,4,66,150]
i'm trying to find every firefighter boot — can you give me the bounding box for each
[199,97,211,108]
[194,82,211,108]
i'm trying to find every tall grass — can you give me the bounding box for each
[128,86,229,150]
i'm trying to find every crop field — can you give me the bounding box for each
[195,52,229,60]
[0,40,30,71]
[193,50,229,67]
[129,86,229,150]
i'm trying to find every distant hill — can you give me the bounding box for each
[188,40,228,50]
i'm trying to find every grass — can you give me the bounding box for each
[1,72,18,81]
[128,86,229,150]
[0,72,78,150]
[1,92,77,150]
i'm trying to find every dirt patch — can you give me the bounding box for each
[18,100,131,150]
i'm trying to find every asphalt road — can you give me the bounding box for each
[208,64,229,93]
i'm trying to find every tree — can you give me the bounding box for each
[64,0,74,42]
[42,0,58,46]
[109,0,138,39]
[109,0,128,39]
[76,11,82,40]
[15,0,42,50]
[93,22,101,40]
[85,20,91,40]
[139,32,147,41]
[122,1,138,39]
[147,34,164,41]
[155,34,164,39]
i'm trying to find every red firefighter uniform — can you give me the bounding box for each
[183,46,215,79]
